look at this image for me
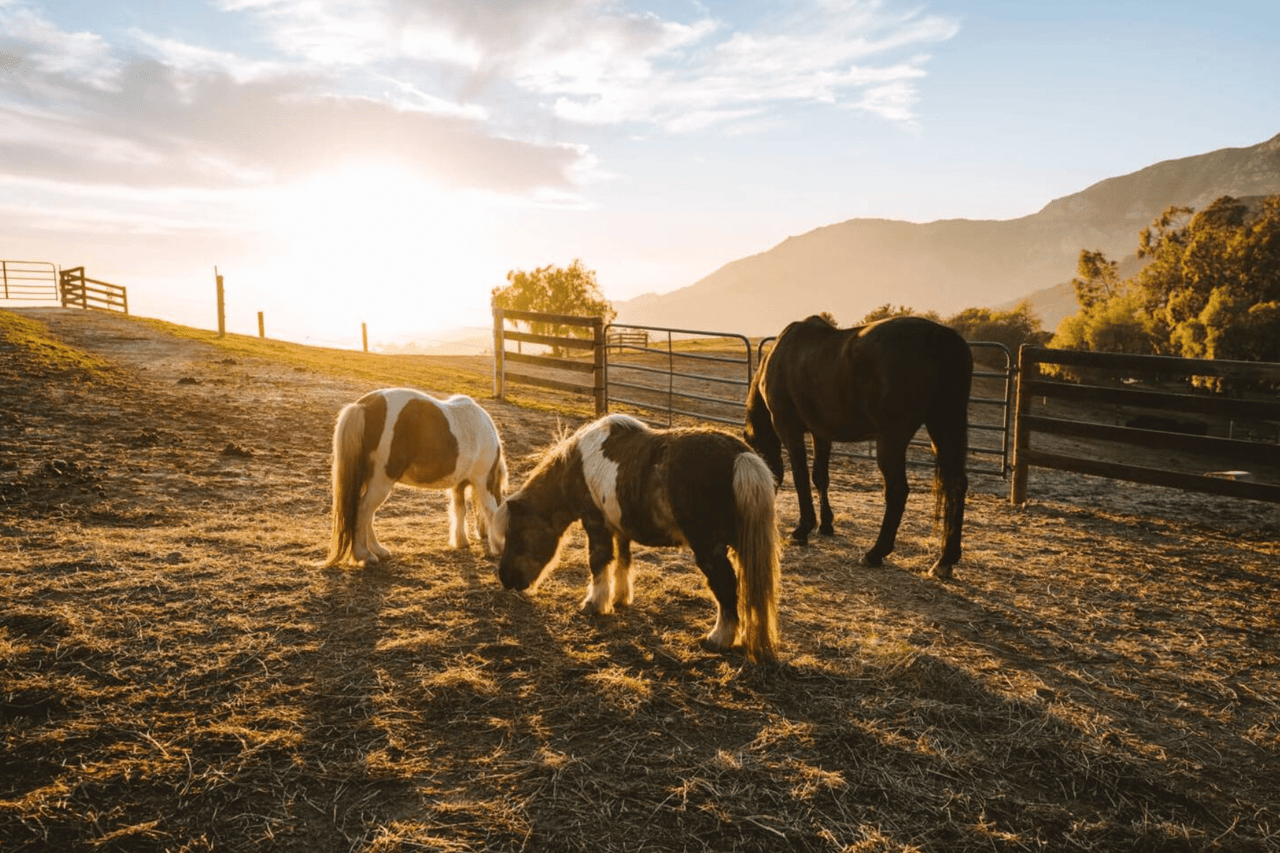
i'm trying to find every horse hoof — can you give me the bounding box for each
[700,636,732,654]
[928,562,955,580]
[819,523,834,536]
[789,533,811,546]
[859,553,883,568]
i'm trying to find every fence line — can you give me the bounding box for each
[603,323,755,428]
[492,307,605,414]
[0,260,59,302]
[59,267,129,314]
[1011,345,1280,504]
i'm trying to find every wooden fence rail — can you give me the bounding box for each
[59,267,129,314]
[1011,345,1280,504]
[493,307,605,414]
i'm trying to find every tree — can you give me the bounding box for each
[945,302,1050,366]
[860,304,941,324]
[1134,195,1280,362]
[491,260,616,355]
[1051,194,1280,376]
[1071,249,1124,311]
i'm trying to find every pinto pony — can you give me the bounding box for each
[746,315,972,578]
[322,389,507,566]
[490,414,781,663]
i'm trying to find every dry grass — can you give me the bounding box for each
[1,307,1278,852]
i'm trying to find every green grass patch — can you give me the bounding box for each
[0,309,117,377]
[131,316,593,418]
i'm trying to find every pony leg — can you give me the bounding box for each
[781,431,817,545]
[813,436,835,536]
[580,516,617,615]
[693,542,739,652]
[356,474,396,563]
[611,536,634,608]
[863,434,911,567]
[471,481,502,556]
[447,484,469,549]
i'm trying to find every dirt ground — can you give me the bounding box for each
[1,307,1278,852]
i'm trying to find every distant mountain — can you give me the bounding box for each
[617,132,1280,337]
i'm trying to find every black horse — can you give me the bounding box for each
[745,315,972,578]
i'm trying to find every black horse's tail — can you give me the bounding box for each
[744,367,785,487]
[929,328,973,571]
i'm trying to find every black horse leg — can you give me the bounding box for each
[781,429,816,544]
[813,436,835,535]
[864,435,911,567]
[692,542,740,652]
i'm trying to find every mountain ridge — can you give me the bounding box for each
[617,132,1280,336]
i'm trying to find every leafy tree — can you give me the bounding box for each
[860,304,941,324]
[1051,195,1280,376]
[1134,195,1280,364]
[945,302,1050,366]
[1072,249,1124,311]
[491,259,616,355]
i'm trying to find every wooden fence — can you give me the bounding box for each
[59,267,129,314]
[492,308,605,414]
[1011,346,1280,504]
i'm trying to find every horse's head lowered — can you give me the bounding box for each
[493,497,568,591]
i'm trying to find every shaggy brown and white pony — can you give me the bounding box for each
[490,414,781,663]
[322,389,507,566]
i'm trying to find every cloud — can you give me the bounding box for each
[0,5,582,196]
[215,0,958,131]
[0,0,958,205]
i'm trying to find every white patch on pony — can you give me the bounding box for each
[578,419,625,530]
[582,570,614,615]
[488,502,509,554]
[705,603,738,651]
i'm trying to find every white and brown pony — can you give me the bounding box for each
[490,414,781,663]
[322,389,507,566]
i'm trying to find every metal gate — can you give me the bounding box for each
[603,323,754,427]
[0,260,59,303]
[606,324,1015,476]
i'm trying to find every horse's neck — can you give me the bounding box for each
[520,453,578,511]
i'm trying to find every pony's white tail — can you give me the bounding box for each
[322,402,368,567]
[733,451,781,663]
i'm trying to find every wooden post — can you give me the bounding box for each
[592,317,606,416]
[492,306,505,400]
[1009,344,1037,505]
[361,322,368,353]
[257,311,265,339]
[215,267,226,337]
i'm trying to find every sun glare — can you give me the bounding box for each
[253,163,501,340]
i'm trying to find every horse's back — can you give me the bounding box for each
[761,315,971,439]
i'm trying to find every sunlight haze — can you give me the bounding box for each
[1,0,1276,347]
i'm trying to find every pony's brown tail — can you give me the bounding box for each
[321,402,368,567]
[733,451,781,663]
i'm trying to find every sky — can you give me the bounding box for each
[2,0,1278,349]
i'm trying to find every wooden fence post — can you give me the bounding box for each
[592,317,606,416]
[492,306,505,400]
[361,323,368,353]
[1009,345,1037,505]
[215,268,226,337]
[257,311,265,339]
